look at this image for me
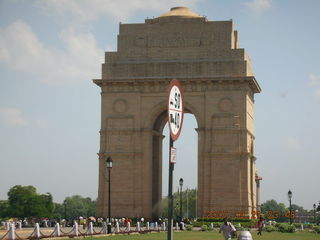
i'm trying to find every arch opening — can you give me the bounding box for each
[151,108,198,220]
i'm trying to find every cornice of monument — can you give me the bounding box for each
[93,76,261,93]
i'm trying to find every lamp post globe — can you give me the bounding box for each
[106,156,113,168]
[288,190,292,224]
[106,156,113,233]
[179,178,183,187]
[287,190,292,200]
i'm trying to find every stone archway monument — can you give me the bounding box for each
[94,7,261,219]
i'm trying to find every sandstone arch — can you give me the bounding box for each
[94,7,261,219]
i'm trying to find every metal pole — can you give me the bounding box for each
[108,167,111,233]
[167,136,174,240]
[195,188,198,219]
[289,198,292,224]
[180,185,182,221]
[186,188,189,219]
[64,204,66,220]
[314,206,316,224]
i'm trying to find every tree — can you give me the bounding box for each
[261,199,289,222]
[162,188,197,220]
[0,200,9,218]
[53,195,96,220]
[6,185,54,218]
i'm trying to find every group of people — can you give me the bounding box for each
[219,217,264,240]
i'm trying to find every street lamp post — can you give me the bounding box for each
[179,178,183,230]
[314,203,317,224]
[63,200,67,227]
[288,190,292,224]
[106,156,113,234]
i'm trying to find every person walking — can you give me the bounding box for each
[257,216,264,236]
[219,218,236,240]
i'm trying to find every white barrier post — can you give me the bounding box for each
[136,222,141,232]
[54,223,61,237]
[88,222,94,235]
[210,223,214,230]
[162,222,166,231]
[34,223,41,239]
[155,222,158,230]
[146,222,150,230]
[116,222,120,233]
[101,222,107,234]
[182,222,185,230]
[127,222,131,232]
[6,222,10,231]
[176,222,179,230]
[18,221,22,230]
[8,223,15,240]
[73,221,79,237]
[301,224,304,231]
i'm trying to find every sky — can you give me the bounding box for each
[0,0,319,210]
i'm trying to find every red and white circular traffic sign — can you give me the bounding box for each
[168,79,184,141]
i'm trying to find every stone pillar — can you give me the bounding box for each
[255,174,262,212]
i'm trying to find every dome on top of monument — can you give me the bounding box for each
[158,7,201,18]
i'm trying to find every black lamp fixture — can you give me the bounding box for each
[106,156,113,168]
[179,178,184,187]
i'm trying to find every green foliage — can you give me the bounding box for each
[186,225,193,231]
[5,185,54,218]
[261,199,288,222]
[291,204,307,214]
[236,226,245,231]
[0,200,9,218]
[201,225,208,231]
[276,223,296,233]
[313,226,320,234]
[53,195,96,220]
[265,225,277,232]
[52,203,64,219]
[1,185,96,220]
[162,188,197,219]
[304,223,314,229]
[293,223,302,228]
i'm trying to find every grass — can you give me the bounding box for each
[91,231,319,240]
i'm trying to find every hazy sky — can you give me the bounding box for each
[0,0,319,210]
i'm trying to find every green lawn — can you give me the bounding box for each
[92,231,319,240]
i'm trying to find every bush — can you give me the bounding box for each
[236,226,245,231]
[193,222,203,227]
[293,223,301,228]
[265,225,277,232]
[276,223,296,233]
[314,226,320,234]
[304,223,314,229]
[201,225,208,231]
[186,225,193,231]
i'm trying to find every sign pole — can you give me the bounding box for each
[168,136,174,240]
[167,79,184,240]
